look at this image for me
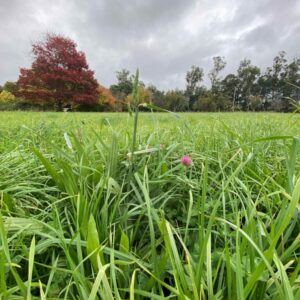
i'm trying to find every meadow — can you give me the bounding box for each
[0,111,300,299]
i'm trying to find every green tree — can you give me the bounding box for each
[208,56,226,93]
[249,95,263,111]
[255,51,291,111]
[237,58,260,110]
[257,74,271,110]
[148,85,166,108]
[186,65,204,109]
[221,74,239,111]
[3,81,18,94]
[165,90,187,111]
[263,51,287,110]
[110,69,136,110]
[281,58,300,111]
[194,91,231,112]
[110,69,133,99]
[271,51,287,100]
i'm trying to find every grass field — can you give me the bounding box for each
[0,111,300,299]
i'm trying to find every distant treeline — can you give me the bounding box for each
[0,33,299,112]
[108,52,300,113]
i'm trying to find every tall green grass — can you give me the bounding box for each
[0,85,300,298]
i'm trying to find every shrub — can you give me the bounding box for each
[0,90,16,103]
[194,93,232,111]
[165,90,188,111]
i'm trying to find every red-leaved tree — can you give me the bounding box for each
[17,33,99,110]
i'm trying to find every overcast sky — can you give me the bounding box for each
[1,0,300,90]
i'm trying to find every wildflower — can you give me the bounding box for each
[180,155,192,166]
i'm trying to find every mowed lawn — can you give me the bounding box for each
[0,112,300,299]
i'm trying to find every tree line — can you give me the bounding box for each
[0,33,299,112]
[108,52,300,112]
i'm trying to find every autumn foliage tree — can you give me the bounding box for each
[97,85,117,111]
[17,33,99,110]
[126,86,153,105]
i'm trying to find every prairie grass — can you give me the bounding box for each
[0,109,300,299]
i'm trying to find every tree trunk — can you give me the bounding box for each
[56,99,63,111]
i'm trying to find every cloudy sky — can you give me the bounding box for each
[1,0,300,90]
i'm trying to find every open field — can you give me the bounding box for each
[1,112,300,299]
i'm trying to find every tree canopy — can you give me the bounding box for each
[16,33,99,110]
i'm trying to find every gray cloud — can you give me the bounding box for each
[0,0,299,90]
